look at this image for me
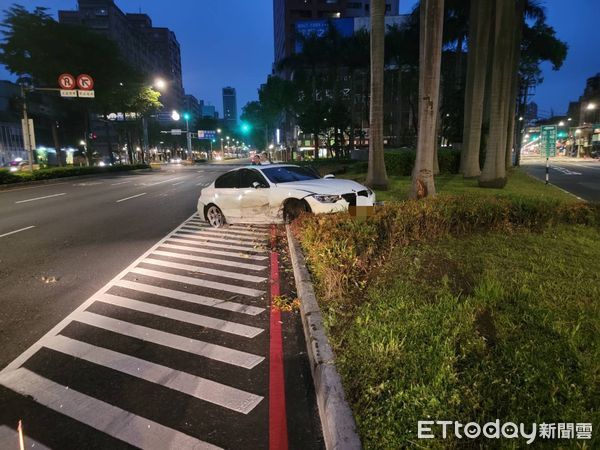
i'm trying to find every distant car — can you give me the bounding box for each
[197,164,375,227]
[6,159,30,172]
[169,157,182,164]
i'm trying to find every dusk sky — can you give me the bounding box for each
[0,0,597,119]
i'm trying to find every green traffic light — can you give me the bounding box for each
[183,113,191,120]
[241,122,251,134]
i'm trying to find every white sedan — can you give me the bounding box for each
[197,164,375,227]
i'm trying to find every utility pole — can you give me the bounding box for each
[20,85,34,172]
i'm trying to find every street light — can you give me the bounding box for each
[171,110,180,121]
[154,78,166,90]
[558,121,565,127]
[586,103,597,111]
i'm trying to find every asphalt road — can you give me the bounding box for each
[520,157,600,202]
[0,164,322,448]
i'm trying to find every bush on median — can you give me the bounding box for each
[0,164,150,185]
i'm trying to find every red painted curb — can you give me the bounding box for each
[269,225,288,450]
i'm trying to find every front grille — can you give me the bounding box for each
[342,193,356,206]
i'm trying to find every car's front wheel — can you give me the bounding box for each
[283,199,311,223]
[206,204,225,228]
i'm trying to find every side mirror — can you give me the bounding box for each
[324,174,335,179]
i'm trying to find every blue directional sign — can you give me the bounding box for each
[197,130,217,140]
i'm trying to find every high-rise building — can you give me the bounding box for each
[58,0,184,111]
[273,0,400,67]
[184,95,201,121]
[222,87,238,128]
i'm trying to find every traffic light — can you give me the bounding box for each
[183,112,191,121]
[240,122,251,134]
[88,132,97,140]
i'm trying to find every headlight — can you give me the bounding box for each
[312,194,342,203]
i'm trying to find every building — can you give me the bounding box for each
[222,87,238,128]
[58,0,184,111]
[273,0,400,68]
[184,95,201,121]
[565,73,600,156]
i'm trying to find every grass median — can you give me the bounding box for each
[293,171,599,449]
[0,164,151,185]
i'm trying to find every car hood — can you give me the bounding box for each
[275,178,369,195]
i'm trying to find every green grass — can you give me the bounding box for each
[322,225,600,449]
[341,168,579,204]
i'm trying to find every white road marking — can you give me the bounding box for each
[114,279,265,315]
[196,182,207,186]
[164,239,269,260]
[179,227,268,241]
[142,258,267,283]
[96,293,264,338]
[183,224,269,237]
[73,311,264,368]
[44,335,263,414]
[15,193,66,204]
[173,232,268,249]
[144,176,184,186]
[130,267,265,297]
[0,425,50,450]
[153,249,267,271]
[116,192,147,203]
[111,180,133,186]
[0,368,222,450]
[0,225,36,239]
[172,181,185,186]
[168,236,268,253]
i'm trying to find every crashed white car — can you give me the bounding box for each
[197,164,375,227]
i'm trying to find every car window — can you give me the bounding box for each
[261,166,320,183]
[214,171,239,189]
[238,169,268,188]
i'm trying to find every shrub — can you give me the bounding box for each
[1,164,150,185]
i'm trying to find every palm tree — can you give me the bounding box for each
[366,0,388,190]
[411,0,445,198]
[460,0,493,178]
[479,0,517,188]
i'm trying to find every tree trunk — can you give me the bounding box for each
[411,0,445,199]
[460,0,493,178]
[479,0,516,188]
[366,0,388,190]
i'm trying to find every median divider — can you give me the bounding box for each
[286,225,361,450]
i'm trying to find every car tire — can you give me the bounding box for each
[283,199,310,223]
[205,204,225,228]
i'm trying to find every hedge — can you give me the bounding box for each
[0,164,150,185]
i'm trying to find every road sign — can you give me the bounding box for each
[171,129,182,136]
[197,130,217,140]
[58,73,76,90]
[60,90,77,98]
[77,74,94,90]
[78,90,95,98]
[540,125,557,157]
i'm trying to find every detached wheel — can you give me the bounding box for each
[284,199,310,223]
[206,205,225,228]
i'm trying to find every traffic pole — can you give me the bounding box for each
[545,155,549,185]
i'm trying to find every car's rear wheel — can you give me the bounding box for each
[206,204,225,228]
[283,199,311,223]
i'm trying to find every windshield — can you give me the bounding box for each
[261,166,320,183]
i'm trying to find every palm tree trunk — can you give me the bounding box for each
[411,0,445,199]
[479,0,516,188]
[366,0,388,190]
[460,0,493,178]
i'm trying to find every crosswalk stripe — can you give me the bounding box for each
[142,258,267,283]
[170,235,267,253]
[0,368,222,450]
[114,280,265,316]
[181,225,269,238]
[166,238,269,258]
[153,249,267,271]
[174,232,268,249]
[44,335,264,414]
[187,223,271,234]
[130,267,265,297]
[96,293,264,338]
[179,227,268,241]
[0,425,51,450]
[74,311,264,369]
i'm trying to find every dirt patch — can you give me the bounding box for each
[474,307,498,349]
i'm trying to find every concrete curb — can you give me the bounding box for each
[286,225,362,450]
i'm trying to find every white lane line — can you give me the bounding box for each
[172,181,185,186]
[0,425,51,450]
[168,236,268,253]
[0,368,221,450]
[0,225,36,239]
[144,176,184,187]
[179,227,269,241]
[74,311,264,369]
[111,180,133,186]
[142,258,267,283]
[96,293,264,338]
[130,267,265,298]
[163,240,269,261]
[196,182,207,187]
[153,249,267,271]
[15,193,66,204]
[173,232,268,249]
[45,335,263,414]
[114,280,265,316]
[116,192,147,203]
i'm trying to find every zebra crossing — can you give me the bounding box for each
[0,215,274,449]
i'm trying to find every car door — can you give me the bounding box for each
[213,170,242,221]
[238,169,272,222]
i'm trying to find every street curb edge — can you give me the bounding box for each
[286,225,362,450]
